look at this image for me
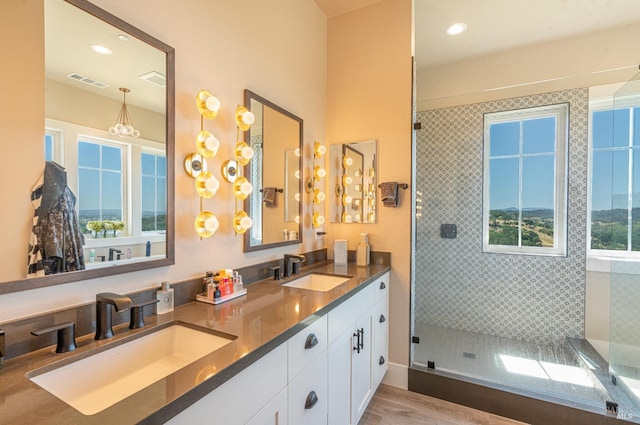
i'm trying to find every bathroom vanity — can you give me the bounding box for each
[0,263,389,424]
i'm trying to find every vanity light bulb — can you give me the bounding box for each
[342,194,352,206]
[295,148,301,157]
[205,96,221,114]
[235,142,254,165]
[235,106,254,131]
[313,189,325,204]
[242,111,255,125]
[355,184,362,192]
[355,213,361,222]
[342,212,353,223]
[196,171,219,198]
[312,212,325,228]
[314,165,326,181]
[295,215,300,224]
[294,192,300,202]
[196,130,220,158]
[314,142,326,158]
[195,210,218,238]
[342,175,352,186]
[233,176,252,200]
[233,210,253,234]
[196,90,220,119]
[343,155,353,168]
[294,170,300,179]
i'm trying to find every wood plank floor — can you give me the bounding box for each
[359,385,528,425]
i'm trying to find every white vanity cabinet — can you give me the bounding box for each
[167,271,389,425]
[166,343,288,425]
[327,272,390,425]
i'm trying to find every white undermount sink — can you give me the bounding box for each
[282,273,351,292]
[28,323,234,415]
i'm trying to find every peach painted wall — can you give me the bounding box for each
[0,0,326,321]
[325,0,413,372]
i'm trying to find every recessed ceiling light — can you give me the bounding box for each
[117,34,129,42]
[90,44,112,55]
[445,23,467,36]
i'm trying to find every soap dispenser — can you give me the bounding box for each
[356,233,370,266]
[156,281,174,314]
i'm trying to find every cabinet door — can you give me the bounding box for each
[288,350,328,425]
[372,295,389,389]
[328,326,354,425]
[246,387,288,425]
[351,313,373,424]
[288,315,327,379]
[166,344,287,425]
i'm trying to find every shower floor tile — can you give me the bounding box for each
[413,322,608,409]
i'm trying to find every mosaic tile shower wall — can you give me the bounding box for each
[414,88,588,344]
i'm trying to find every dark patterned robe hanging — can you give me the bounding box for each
[27,161,85,277]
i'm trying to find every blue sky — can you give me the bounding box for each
[489,117,556,211]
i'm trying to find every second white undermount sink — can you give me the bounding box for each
[282,273,351,292]
[28,323,235,415]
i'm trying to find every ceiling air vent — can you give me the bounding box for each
[66,73,109,89]
[139,71,166,88]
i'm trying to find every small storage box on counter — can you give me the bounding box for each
[196,269,246,305]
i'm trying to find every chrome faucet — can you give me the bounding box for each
[283,254,306,277]
[108,248,122,261]
[95,292,133,340]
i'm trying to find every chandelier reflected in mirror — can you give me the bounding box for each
[108,87,140,138]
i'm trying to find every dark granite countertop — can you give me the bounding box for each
[0,262,390,424]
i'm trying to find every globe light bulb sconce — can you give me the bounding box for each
[306,141,326,229]
[185,89,223,239]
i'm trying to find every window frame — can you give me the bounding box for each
[587,95,640,259]
[482,103,569,256]
[140,149,167,234]
[76,136,128,232]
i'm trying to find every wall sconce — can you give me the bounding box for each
[306,141,326,228]
[108,87,140,138]
[185,89,222,239]
[221,105,256,235]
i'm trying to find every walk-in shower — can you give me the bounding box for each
[410,81,640,423]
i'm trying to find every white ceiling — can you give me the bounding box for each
[316,0,640,70]
[45,0,166,113]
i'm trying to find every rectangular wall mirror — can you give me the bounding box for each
[329,140,377,223]
[1,0,174,295]
[245,90,303,251]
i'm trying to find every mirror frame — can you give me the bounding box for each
[243,89,303,252]
[0,0,175,295]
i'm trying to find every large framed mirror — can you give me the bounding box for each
[244,90,302,252]
[328,140,377,223]
[0,0,174,295]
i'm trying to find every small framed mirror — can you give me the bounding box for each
[244,90,303,251]
[329,140,377,223]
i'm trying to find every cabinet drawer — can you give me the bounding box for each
[373,272,390,303]
[287,315,327,379]
[328,283,374,343]
[288,350,328,425]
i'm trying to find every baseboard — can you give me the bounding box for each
[381,362,408,390]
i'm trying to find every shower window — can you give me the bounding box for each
[482,104,568,255]
[588,102,640,255]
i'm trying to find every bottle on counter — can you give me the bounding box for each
[356,233,370,266]
[157,281,174,314]
[89,248,95,263]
